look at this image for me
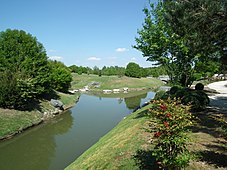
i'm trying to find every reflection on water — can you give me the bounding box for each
[0,111,73,170]
[0,91,155,170]
[124,93,148,110]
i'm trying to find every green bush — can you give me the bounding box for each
[195,83,204,90]
[149,98,193,169]
[181,90,209,111]
[157,86,209,111]
[154,90,169,100]
[169,85,183,95]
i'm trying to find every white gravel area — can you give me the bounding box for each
[207,80,227,94]
[206,80,227,110]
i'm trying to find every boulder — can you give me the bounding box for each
[50,99,64,110]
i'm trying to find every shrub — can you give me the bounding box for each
[160,86,210,111]
[169,85,183,95]
[195,83,204,90]
[148,98,193,169]
[181,90,209,111]
[154,90,169,100]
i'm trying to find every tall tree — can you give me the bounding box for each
[134,1,195,86]
[0,29,51,109]
[164,0,227,72]
[0,29,51,95]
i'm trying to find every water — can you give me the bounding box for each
[0,91,155,170]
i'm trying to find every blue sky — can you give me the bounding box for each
[1,0,157,68]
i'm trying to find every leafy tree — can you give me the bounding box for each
[194,59,221,80]
[164,0,227,73]
[134,1,199,86]
[93,66,100,75]
[125,62,142,78]
[0,29,51,94]
[0,29,51,109]
[49,60,72,92]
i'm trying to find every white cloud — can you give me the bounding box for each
[115,48,129,52]
[87,57,101,61]
[49,56,63,61]
[131,57,137,61]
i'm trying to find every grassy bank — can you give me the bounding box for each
[66,105,152,170]
[66,104,227,170]
[71,74,164,91]
[0,92,79,140]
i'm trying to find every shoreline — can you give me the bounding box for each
[0,95,80,141]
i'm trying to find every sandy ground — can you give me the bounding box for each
[207,81,227,111]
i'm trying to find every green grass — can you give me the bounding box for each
[0,109,42,139]
[0,92,79,139]
[66,105,152,170]
[66,104,227,170]
[71,74,163,91]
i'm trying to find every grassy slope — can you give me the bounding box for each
[71,74,163,91]
[66,105,152,170]
[0,92,79,139]
[66,105,227,170]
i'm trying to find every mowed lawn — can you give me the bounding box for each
[71,74,164,90]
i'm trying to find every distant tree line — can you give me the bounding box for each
[0,29,72,109]
[69,62,167,78]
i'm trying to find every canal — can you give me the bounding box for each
[0,91,155,170]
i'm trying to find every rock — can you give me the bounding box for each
[113,89,120,93]
[103,89,112,93]
[50,99,64,110]
[123,87,129,91]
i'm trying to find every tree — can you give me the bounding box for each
[125,62,142,78]
[0,29,51,95]
[0,29,51,109]
[164,0,227,72]
[49,60,72,93]
[93,66,100,75]
[134,1,197,86]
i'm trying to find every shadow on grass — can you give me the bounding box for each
[191,108,226,138]
[19,90,60,112]
[204,142,227,152]
[197,150,227,168]
[133,150,159,170]
[134,110,149,119]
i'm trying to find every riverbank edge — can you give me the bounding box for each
[65,104,152,170]
[0,93,80,141]
[66,96,227,169]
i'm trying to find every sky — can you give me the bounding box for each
[0,0,157,68]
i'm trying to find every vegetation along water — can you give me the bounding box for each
[0,91,155,170]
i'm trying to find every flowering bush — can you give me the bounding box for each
[148,98,193,169]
